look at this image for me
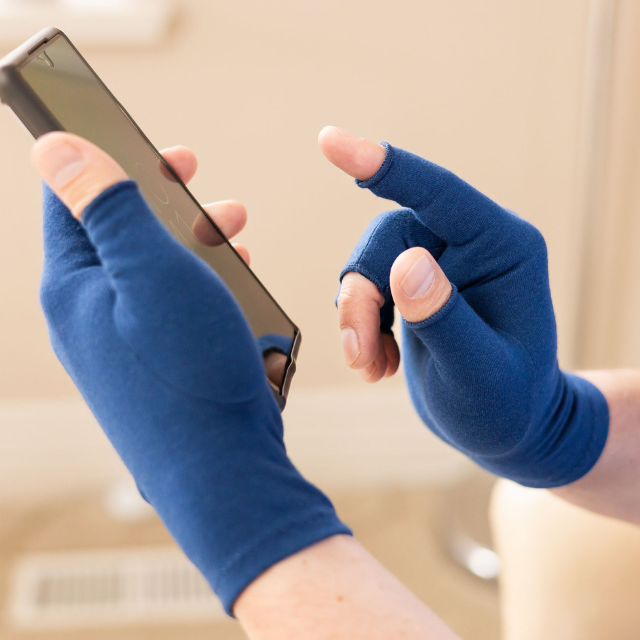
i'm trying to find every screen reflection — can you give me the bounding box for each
[20,35,296,393]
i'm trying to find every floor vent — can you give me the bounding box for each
[8,546,224,630]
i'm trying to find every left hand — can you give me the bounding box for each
[33,133,251,258]
[31,131,349,614]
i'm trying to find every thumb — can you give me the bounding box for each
[32,132,128,219]
[389,247,452,323]
[32,130,183,308]
[318,126,386,181]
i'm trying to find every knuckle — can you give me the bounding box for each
[520,222,548,258]
[336,291,357,322]
[337,295,382,335]
[339,274,384,307]
[380,207,414,225]
[39,278,62,324]
[371,208,419,240]
[336,286,356,309]
[40,272,96,327]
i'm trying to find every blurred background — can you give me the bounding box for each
[0,0,639,639]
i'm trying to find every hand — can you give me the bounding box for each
[319,126,609,488]
[34,133,251,261]
[32,132,349,614]
[319,127,453,383]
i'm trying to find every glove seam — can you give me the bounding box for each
[339,252,391,302]
[402,284,458,330]
[355,141,394,189]
[81,179,139,225]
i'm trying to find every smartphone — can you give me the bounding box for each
[0,28,300,409]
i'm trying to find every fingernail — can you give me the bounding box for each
[38,141,86,188]
[400,254,435,299]
[332,126,353,137]
[341,327,360,366]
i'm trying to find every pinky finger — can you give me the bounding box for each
[233,243,250,266]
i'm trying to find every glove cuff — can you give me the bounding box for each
[212,508,352,616]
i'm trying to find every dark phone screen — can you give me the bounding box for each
[19,36,296,391]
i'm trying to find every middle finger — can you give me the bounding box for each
[193,200,248,245]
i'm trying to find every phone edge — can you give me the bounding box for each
[0,27,301,408]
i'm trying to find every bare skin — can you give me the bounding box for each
[31,134,252,264]
[31,128,640,639]
[552,369,640,526]
[236,535,461,640]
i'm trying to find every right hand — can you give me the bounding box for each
[319,126,609,488]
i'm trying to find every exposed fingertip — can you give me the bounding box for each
[359,360,385,383]
[160,145,198,183]
[233,243,250,266]
[399,253,435,300]
[357,333,388,383]
[32,132,128,219]
[341,327,361,367]
[32,133,87,190]
[318,127,386,181]
[195,200,248,247]
[318,125,351,145]
[390,247,453,324]
[222,200,248,227]
[337,272,384,370]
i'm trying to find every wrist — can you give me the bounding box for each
[128,395,351,616]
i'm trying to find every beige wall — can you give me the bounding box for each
[0,0,591,398]
[577,0,640,369]
[492,479,640,640]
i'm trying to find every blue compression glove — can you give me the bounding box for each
[340,143,609,488]
[41,182,350,614]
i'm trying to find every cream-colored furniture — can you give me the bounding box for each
[492,479,640,640]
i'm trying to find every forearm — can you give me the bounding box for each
[235,535,461,640]
[552,369,640,525]
[233,369,640,638]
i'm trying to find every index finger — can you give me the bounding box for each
[318,126,386,181]
[337,272,384,370]
[358,143,509,246]
[319,127,511,246]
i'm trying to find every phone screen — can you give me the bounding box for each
[16,34,297,395]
